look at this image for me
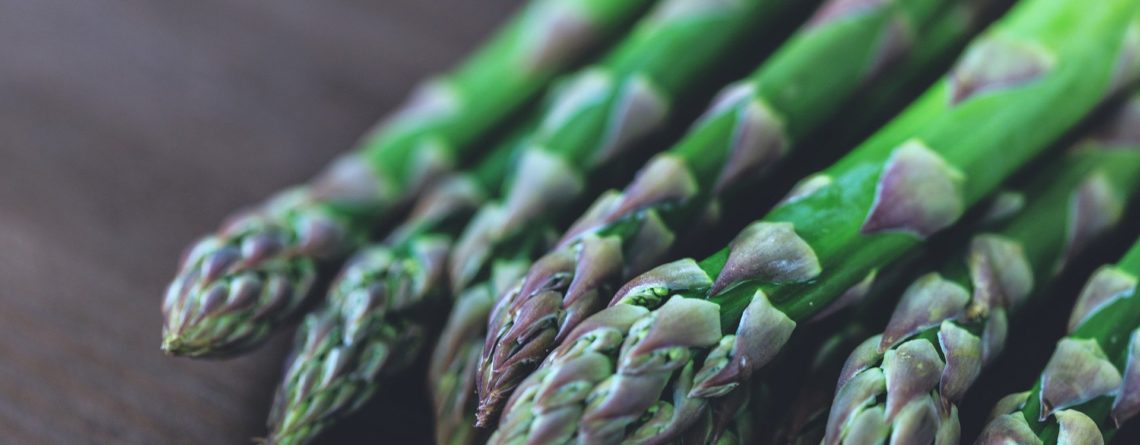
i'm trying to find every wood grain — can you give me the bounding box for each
[0,0,510,443]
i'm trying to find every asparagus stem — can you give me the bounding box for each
[489,1,1140,443]
[822,96,1140,445]
[159,0,653,358]
[474,0,999,425]
[976,238,1140,445]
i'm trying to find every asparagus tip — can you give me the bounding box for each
[475,393,504,428]
[160,330,205,357]
[160,334,181,356]
[476,397,499,429]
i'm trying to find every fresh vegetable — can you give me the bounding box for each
[264,0,801,441]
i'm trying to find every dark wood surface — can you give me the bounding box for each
[0,1,511,443]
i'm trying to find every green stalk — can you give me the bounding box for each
[490,1,1140,443]
[471,0,1003,424]
[445,0,811,293]
[977,239,1140,445]
[264,0,806,441]
[159,0,653,357]
[822,106,1140,445]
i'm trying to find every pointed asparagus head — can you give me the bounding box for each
[475,233,624,425]
[469,150,706,423]
[162,155,388,356]
[488,296,726,445]
[265,237,446,444]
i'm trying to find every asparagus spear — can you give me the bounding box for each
[976,238,1140,445]
[488,1,1140,442]
[821,105,1140,445]
[474,0,1000,422]
[266,0,801,441]
[262,121,533,445]
[445,0,811,294]
[159,0,654,357]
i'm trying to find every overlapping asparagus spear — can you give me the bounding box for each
[488,0,1140,442]
[473,0,1000,422]
[821,103,1140,445]
[263,0,798,441]
[159,0,654,357]
[976,238,1140,445]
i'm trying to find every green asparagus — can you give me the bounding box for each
[265,0,802,441]
[475,0,999,423]
[262,122,533,445]
[488,0,1140,442]
[822,103,1140,445]
[976,238,1140,445]
[159,0,653,357]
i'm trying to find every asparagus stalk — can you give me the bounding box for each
[159,0,654,357]
[821,106,1140,445]
[473,0,1002,422]
[262,121,533,445]
[445,0,810,294]
[266,0,801,441]
[488,1,1140,442]
[976,238,1140,445]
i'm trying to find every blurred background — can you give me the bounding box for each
[0,0,514,443]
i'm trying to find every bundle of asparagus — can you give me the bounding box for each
[485,0,1140,442]
[267,0,805,442]
[473,0,1000,424]
[154,0,1140,443]
[976,237,1140,444]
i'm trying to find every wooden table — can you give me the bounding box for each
[0,0,510,443]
